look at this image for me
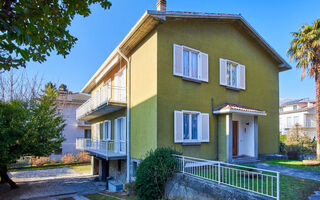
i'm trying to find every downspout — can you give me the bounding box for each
[211,97,219,160]
[117,48,131,183]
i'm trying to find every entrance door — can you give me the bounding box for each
[232,121,238,156]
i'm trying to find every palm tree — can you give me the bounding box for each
[288,18,320,160]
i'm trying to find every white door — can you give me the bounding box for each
[115,117,126,154]
[114,67,126,102]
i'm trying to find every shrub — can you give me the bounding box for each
[50,158,56,165]
[279,142,286,153]
[31,157,49,166]
[280,134,287,143]
[61,153,75,164]
[135,148,180,200]
[285,124,313,157]
[76,152,91,163]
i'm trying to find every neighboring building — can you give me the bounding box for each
[75,1,291,184]
[279,98,316,138]
[51,90,91,160]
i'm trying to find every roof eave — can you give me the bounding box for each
[213,109,267,116]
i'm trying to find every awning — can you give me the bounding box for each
[213,103,266,116]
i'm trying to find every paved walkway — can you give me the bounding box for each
[253,162,320,200]
[254,163,320,181]
[0,167,106,200]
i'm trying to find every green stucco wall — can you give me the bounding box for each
[129,30,158,160]
[156,20,280,159]
[218,115,227,162]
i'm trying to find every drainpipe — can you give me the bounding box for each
[211,97,219,160]
[117,48,131,183]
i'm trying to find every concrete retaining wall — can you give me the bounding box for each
[165,173,272,200]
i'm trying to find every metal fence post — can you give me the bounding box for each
[218,162,221,184]
[182,156,185,174]
[277,172,280,200]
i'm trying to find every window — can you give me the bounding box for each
[183,113,198,141]
[174,110,210,143]
[102,120,111,141]
[226,61,238,88]
[173,44,208,82]
[84,129,91,139]
[115,117,126,153]
[220,58,245,90]
[131,159,141,180]
[183,49,199,79]
[293,105,298,110]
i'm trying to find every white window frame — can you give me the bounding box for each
[102,120,111,141]
[182,110,200,142]
[226,60,239,88]
[182,46,200,80]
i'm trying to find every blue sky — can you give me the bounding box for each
[24,0,320,99]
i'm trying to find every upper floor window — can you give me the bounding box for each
[293,105,298,110]
[183,49,199,79]
[173,44,208,82]
[220,58,245,90]
[174,110,209,144]
[102,120,111,141]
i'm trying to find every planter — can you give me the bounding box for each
[302,160,320,166]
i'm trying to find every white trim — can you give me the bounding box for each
[213,109,267,116]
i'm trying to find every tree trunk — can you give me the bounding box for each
[316,73,320,160]
[0,165,18,189]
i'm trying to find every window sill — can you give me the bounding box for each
[182,76,202,84]
[182,142,201,146]
[226,86,240,91]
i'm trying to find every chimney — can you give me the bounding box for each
[157,0,166,11]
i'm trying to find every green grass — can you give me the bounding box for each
[68,164,91,173]
[84,193,119,200]
[263,159,320,173]
[59,197,75,200]
[9,163,90,172]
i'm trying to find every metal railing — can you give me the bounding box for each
[174,155,280,200]
[76,85,126,120]
[76,138,126,156]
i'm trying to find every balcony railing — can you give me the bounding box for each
[76,138,126,158]
[76,85,126,120]
[305,121,316,127]
[76,120,91,127]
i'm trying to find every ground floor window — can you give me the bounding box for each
[131,159,141,180]
[84,129,91,139]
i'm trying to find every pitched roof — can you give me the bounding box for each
[81,10,291,93]
[213,103,266,116]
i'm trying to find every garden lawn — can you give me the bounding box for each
[68,164,91,173]
[263,159,320,173]
[9,163,90,172]
[84,193,119,200]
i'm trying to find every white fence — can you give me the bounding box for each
[76,85,126,120]
[174,155,280,200]
[76,138,126,156]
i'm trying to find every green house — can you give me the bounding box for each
[75,6,290,184]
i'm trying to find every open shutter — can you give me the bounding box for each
[108,121,111,140]
[174,111,183,143]
[199,52,209,82]
[220,58,227,86]
[238,64,246,90]
[200,113,210,142]
[173,44,183,76]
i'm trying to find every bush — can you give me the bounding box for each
[279,142,286,153]
[135,148,180,200]
[50,158,56,165]
[31,157,49,166]
[280,134,287,143]
[61,153,75,164]
[76,152,91,163]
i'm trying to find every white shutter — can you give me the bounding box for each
[200,113,210,142]
[219,58,227,86]
[199,52,209,82]
[173,44,183,76]
[238,65,246,90]
[108,121,111,140]
[174,111,183,143]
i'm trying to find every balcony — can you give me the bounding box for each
[305,121,316,128]
[76,120,91,128]
[76,138,126,160]
[76,85,126,121]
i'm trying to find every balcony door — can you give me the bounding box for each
[115,117,126,154]
[114,67,126,102]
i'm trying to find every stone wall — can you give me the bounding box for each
[109,160,127,184]
[165,173,273,200]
